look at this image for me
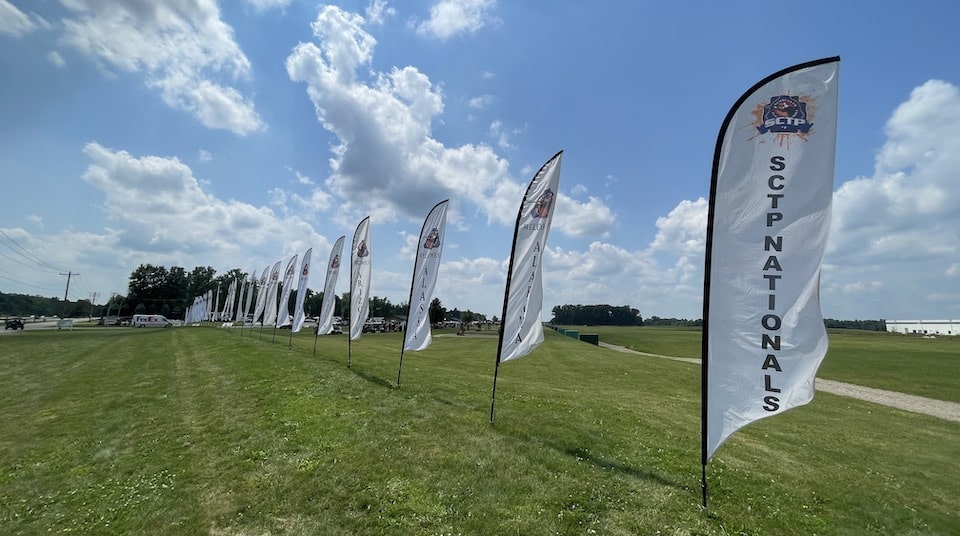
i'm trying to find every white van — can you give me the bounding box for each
[132,314,173,328]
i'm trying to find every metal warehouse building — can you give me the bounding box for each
[886,320,958,336]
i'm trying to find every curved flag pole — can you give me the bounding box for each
[490,150,563,424]
[701,56,839,510]
[398,200,449,387]
[397,342,406,386]
[489,186,527,423]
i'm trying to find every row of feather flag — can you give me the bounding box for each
[183,57,839,508]
[181,202,453,362]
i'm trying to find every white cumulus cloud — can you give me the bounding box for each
[80,142,328,268]
[286,4,614,237]
[824,80,960,318]
[59,0,264,135]
[415,0,499,40]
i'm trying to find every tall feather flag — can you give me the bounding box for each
[261,260,283,327]
[243,270,256,319]
[234,276,247,322]
[291,248,313,333]
[219,281,230,321]
[348,216,372,367]
[490,150,563,422]
[397,200,449,386]
[316,237,345,335]
[701,57,839,507]
[313,236,345,358]
[276,253,299,328]
[222,279,237,322]
[232,277,243,321]
[239,269,257,332]
[252,265,270,325]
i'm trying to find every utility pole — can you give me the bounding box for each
[89,292,99,319]
[60,271,77,318]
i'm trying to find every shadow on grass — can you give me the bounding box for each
[351,368,394,389]
[555,443,684,490]
[557,443,688,492]
[493,423,687,491]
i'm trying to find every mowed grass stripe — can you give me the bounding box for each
[0,330,201,532]
[1,327,958,534]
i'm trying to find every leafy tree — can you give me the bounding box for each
[187,266,216,302]
[301,289,320,317]
[304,291,343,320]
[338,292,350,320]
[429,298,446,324]
[214,268,248,313]
[104,293,131,317]
[167,266,189,314]
[369,296,393,318]
[127,264,170,313]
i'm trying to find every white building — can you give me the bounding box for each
[886,320,958,336]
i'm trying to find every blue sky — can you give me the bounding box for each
[1,0,958,321]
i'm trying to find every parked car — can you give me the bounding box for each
[5,319,25,330]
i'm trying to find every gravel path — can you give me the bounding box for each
[598,342,960,423]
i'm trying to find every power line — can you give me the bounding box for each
[0,230,66,273]
[73,273,94,296]
[0,248,59,273]
[0,268,62,294]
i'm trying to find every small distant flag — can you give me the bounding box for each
[317,237,345,336]
[291,248,312,333]
[276,253,299,328]
[348,217,372,367]
[261,260,283,327]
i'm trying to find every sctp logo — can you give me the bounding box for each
[757,95,812,134]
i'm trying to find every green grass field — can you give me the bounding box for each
[1,326,957,535]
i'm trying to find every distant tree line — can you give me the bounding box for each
[642,316,702,327]
[0,292,96,319]
[0,263,480,322]
[548,308,886,331]
[823,318,886,331]
[123,263,407,321]
[550,304,642,326]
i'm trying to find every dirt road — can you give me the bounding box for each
[598,342,960,423]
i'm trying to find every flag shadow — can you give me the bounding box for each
[350,368,394,390]
[547,442,684,491]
